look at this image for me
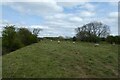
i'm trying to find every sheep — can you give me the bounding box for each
[94,43,99,47]
[58,40,60,44]
[50,40,53,42]
[73,42,75,44]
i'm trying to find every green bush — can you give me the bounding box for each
[106,35,120,44]
[17,28,38,46]
[72,36,77,41]
[2,25,39,55]
[2,25,17,54]
[114,36,120,44]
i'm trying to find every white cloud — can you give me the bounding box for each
[109,12,118,18]
[6,2,63,16]
[80,11,95,17]
[58,2,86,8]
[45,13,68,20]
[69,16,83,22]
[81,3,95,11]
[58,2,96,12]
[29,25,51,30]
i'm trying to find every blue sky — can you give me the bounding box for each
[1,1,118,37]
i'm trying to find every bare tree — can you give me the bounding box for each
[33,28,42,36]
[75,21,110,38]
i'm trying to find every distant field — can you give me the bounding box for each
[2,40,118,78]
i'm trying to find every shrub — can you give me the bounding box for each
[106,35,120,44]
[2,25,18,54]
[106,35,115,44]
[17,28,38,46]
[2,25,40,55]
[73,36,77,41]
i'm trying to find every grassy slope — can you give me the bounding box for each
[0,38,1,54]
[2,40,118,78]
[0,38,1,78]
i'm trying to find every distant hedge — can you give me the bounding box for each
[106,35,120,44]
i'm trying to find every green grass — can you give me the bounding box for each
[0,38,2,78]
[0,38,1,46]
[0,38,1,45]
[2,40,118,78]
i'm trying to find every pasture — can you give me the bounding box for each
[2,40,118,78]
[0,56,1,78]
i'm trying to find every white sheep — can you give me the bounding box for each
[58,40,60,44]
[73,42,75,44]
[94,43,99,47]
[50,40,53,42]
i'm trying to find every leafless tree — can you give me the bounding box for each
[75,21,110,38]
[33,28,42,36]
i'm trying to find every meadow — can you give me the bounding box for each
[0,38,2,78]
[2,40,118,78]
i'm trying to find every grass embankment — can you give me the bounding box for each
[2,40,118,78]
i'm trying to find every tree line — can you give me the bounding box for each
[2,21,120,55]
[2,25,41,55]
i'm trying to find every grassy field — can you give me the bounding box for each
[2,40,118,78]
[0,38,2,78]
[0,38,2,52]
[0,38,1,47]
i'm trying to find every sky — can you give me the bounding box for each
[0,0,119,37]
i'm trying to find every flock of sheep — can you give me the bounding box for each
[50,40,100,47]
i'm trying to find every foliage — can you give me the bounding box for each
[17,28,38,45]
[2,25,21,54]
[100,37,106,41]
[2,25,41,55]
[72,36,77,41]
[106,35,120,44]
